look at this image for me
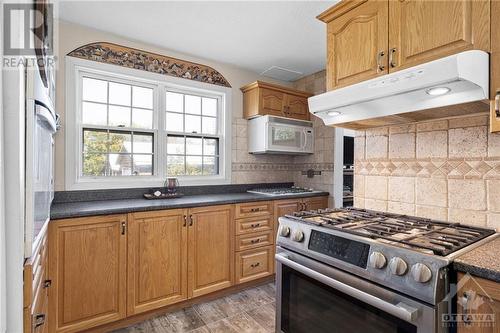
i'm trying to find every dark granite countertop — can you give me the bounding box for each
[454,234,500,283]
[50,191,329,220]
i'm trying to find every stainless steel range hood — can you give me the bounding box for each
[309,50,489,129]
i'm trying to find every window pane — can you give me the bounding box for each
[202,97,217,116]
[166,112,184,132]
[109,82,131,106]
[109,154,132,175]
[186,137,202,155]
[167,136,185,154]
[202,116,217,135]
[133,134,153,154]
[185,95,201,115]
[83,129,108,153]
[109,132,131,153]
[83,153,107,176]
[167,155,185,176]
[166,92,183,112]
[133,155,153,175]
[132,108,153,129]
[186,156,202,175]
[82,77,107,103]
[132,86,153,109]
[203,156,218,175]
[185,115,201,133]
[82,102,107,126]
[108,105,131,127]
[203,138,218,156]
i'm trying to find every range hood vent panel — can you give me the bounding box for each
[309,50,489,128]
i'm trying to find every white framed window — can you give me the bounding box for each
[65,57,232,190]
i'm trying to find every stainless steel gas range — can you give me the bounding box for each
[275,208,496,333]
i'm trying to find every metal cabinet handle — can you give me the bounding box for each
[121,221,126,235]
[276,253,419,323]
[250,207,261,212]
[495,92,500,118]
[377,51,386,72]
[43,280,51,288]
[250,262,260,268]
[250,238,261,244]
[189,215,194,226]
[183,215,187,227]
[250,223,261,228]
[460,291,473,325]
[389,48,397,68]
[33,314,45,328]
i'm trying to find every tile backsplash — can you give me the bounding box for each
[353,113,500,230]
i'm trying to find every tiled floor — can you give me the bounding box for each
[113,283,276,333]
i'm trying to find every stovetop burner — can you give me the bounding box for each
[247,187,321,196]
[286,208,495,256]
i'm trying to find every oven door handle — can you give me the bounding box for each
[276,253,419,323]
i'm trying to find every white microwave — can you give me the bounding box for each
[248,115,314,154]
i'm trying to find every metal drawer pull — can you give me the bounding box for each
[33,314,45,328]
[250,238,261,244]
[250,223,261,228]
[377,50,386,72]
[189,215,194,226]
[275,253,419,323]
[183,215,187,227]
[43,280,51,288]
[250,262,260,268]
[121,221,126,235]
[250,207,261,212]
[389,48,397,68]
[495,92,500,118]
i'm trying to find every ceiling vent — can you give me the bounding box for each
[260,66,303,82]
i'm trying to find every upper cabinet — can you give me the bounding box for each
[241,81,312,121]
[388,0,490,72]
[318,0,491,91]
[321,1,389,90]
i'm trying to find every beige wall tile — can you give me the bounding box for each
[448,179,486,211]
[354,197,365,208]
[365,176,388,200]
[354,136,365,160]
[488,132,500,157]
[487,180,500,212]
[364,199,387,211]
[388,177,415,203]
[449,126,487,158]
[487,213,500,231]
[387,201,415,215]
[416,178,447,207]
[366,135,388,159]
[416,131,448,158]
[353,175,365,197]
[390,124,416,134]
[416,120,448,132]
[448,208,487,227]
[416,205,448,221]
[366,127,389,136]
[389,133,415,159]
[448,115,488,129]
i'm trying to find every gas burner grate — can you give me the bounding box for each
[285,208,495,256]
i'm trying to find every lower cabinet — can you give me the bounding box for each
[48,214,127,333]
[235,246,274,284]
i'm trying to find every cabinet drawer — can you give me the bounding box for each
[236,231,274,251]
[236,246,274,283]
[235,201,273,219]
[236,215,273,235]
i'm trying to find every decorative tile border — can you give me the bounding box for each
[355,158,500,179]
[68,42,231,87]
[232,163,334,172]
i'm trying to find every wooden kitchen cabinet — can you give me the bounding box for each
[48,215,127,333]
[388,0,490,72]
[303,196,329,211]
[241,81,312,121]
[235,246,274,284]
[274,196,329,236]
[457,272,500,333]
[319,0,389,91]
[188,205,234,298]
[127,209,188,315]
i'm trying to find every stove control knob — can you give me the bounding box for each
[368,252,387,269]
[389,257,408,276]
[279,226,291,237]
[292,230,305,242]
[411,263,432,283]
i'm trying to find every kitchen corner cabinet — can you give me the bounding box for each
[241,81,312,121]
[457,272,500,333]
[48,214,127,333]
[274,197,329,235]
[319,0,490,91]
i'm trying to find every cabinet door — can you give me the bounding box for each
[188,205,234,298]
[285,94,310,121]
[304,196,329,211]
[274,199,301,236]
[389,0,490,72]
[127,209,188,315]
[260,88,286,117]
[48,215,127,333]
[326,1,388,90]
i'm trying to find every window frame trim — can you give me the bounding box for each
[65,56,232,190]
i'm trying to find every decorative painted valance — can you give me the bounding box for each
[67,42,231,88]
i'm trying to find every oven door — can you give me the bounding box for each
[276,249,442,333]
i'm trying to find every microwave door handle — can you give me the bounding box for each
[275,253,419,323]
[301,130,307,150]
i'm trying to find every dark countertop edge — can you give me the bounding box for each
[453,262,500,283]
[50,191,330,220]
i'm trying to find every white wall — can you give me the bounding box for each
[0,3,6,332]
[54,20,292,190]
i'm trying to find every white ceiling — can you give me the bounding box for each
[57,1,337,80]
